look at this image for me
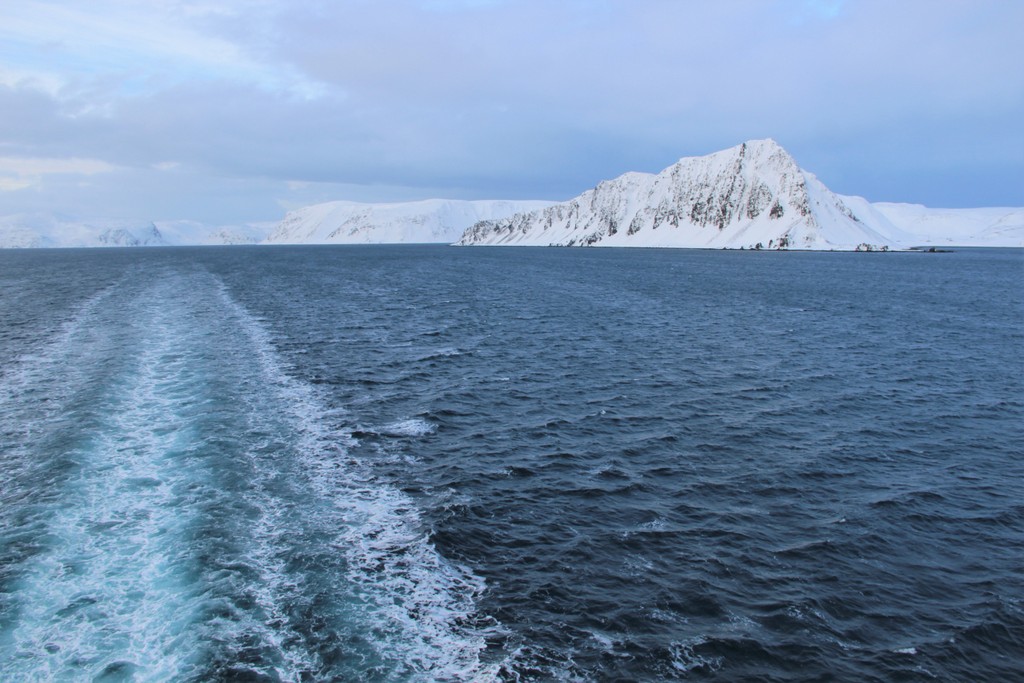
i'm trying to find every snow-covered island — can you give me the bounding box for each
[455,139,1023,250]
[1,139,1020,250]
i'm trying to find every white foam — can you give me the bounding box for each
[667,637,722,674]
[379,418,437,437]
[1,277,242,680]
[211,277,505,680]
[2,269,505,680]
[417,347,464,362]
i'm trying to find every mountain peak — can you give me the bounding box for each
[733,138,796,165]
[742,137,784,151]
[671,137,798,174]
[457,139,897,250]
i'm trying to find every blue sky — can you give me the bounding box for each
[1,0,1021,224]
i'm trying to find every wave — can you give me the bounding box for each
[0,268,502,681]
[210,275,501,681]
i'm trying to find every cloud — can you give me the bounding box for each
[0,156,117,192]
[0,0,324,100]
[0,0,1021,224]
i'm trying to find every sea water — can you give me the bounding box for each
[0,245,1021,681]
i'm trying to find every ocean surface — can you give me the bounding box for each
[0,245,1021,682]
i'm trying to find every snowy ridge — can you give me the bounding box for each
[266,198,556,244]
[154,220,274,246]
[2,140,1021,249]
[0,213,274,248]
[867,203,1024,247]
[457,140,895,250]
[0,214,169,249]
[456,140,1021,250]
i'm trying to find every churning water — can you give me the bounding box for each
[0,245,1021,681]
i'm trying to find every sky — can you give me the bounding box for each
[1,0,1022,225]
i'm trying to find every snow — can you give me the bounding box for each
[0,201,555,249]
[0,213,274,248]
[2,139,1020,250]
[867,203,1024,247]
[455,139,1023,251]
[0,214,167,249]
[154,220,274,246]
[265,198,556,245]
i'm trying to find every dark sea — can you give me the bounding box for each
[0,245,1021,682]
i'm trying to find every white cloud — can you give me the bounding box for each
[0,157,117,191]
[0,177,35,192]
[0,0,325,99]
[0,67,65,96]
[0,0,1021,222]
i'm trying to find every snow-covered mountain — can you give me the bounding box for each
[455,139,1021,250]
[154,220,274,246]
[867,203,1023,247]
[266,199,556,244]
[0,214,169,249]
[3,141,1020,250]
[0,214,273,248]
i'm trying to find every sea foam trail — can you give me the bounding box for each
[210,275,502,681]
[0,272,209,679]
[0,279,138,659]
[0,269,310,679]
[1,266,501,681]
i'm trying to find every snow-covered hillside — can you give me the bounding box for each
[0,214,273,248]
[455,140,1021,250]
[266,199,555,244]
[3,141,1020,250]
[0,214,168,249]
[869,203,1023,247]
[154,220,274,246]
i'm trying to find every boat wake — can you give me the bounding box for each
[0,266,500,681]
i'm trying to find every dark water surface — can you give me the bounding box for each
[1,245,1021,681]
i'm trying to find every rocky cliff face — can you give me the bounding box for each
[457,139,897,250]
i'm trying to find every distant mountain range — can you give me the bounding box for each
[0,214,271,249]
[1,140,1020,249]
[265,199,555,245]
